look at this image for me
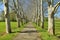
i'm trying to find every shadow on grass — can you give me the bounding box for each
[0,32,6,36]
[55,33,60,39]
[57,36,60,39]
[11,31,21,33]
[56,34,60,39]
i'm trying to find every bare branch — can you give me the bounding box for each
[54,1,60,9]
[53,1,60,13]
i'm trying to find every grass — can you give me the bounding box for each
[0,21,60,40]
[33,21,60,40]
[0,22,26,40]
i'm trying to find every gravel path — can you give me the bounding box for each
[13,22,42,40]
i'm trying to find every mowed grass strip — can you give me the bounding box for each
[0,22,26,40]
[33,21,60,40]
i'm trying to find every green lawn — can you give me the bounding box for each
[0,22,25,40]
[33,21,60,40]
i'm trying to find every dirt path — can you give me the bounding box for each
[13,22,42,40]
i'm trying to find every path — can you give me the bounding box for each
[13,22,42,40]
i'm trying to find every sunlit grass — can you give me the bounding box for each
[33,20,60,40]
[0,22,26,40]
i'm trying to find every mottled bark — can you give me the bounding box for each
[48,6,55,35]
[48,1,60,35]
[3,0,11,33]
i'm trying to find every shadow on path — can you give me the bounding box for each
[20,30,38,33]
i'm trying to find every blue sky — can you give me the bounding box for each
[0,4,4,12]
[54,7,60,18]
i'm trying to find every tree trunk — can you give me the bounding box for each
[16,0,20,27]
[48,1,55,35]
[48,13,55,35]
[40,0,44,28]
[3,0,11,33]
[17,19,20,27]
[16,13,20,27]
[48,1,60,35]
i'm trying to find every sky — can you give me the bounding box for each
[0,2,4,12]
[0,0,60,18]
[0,4,4,12]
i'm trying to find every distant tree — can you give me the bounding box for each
[40,0,44,28]
[10,11,16,21]
[12,0,21,27]
[0,11,5,21]
[16,0,21,27]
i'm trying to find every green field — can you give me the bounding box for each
[0,22,25,40]
[33,21,60,40]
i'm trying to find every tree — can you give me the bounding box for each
[36,0,40,26]
[12,0,21,27]
[47,0,60,35]
[16,0,21,27]
[40,0,44,28]
[10,11,16,21]
[3,0,11,33]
